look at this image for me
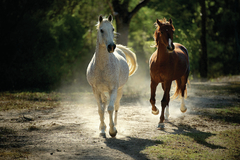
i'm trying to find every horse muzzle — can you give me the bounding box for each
[167,44,175,51]
[107,43,116,53]
[167,38,175,51]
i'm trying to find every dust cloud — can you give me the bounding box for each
[56,53,191,138]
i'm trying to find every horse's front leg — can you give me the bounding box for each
[108,88,118,137]
[158,81,172,129]
[114,87,123,126]
[93,88,106,137]
[150,80,159,115]
[161,83,170,122]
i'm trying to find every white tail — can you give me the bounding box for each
[116,44,138,76]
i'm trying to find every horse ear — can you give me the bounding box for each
[169,18,173,25]
[108,14,113,22]
[99,15,103,23]
[156,19,162,27]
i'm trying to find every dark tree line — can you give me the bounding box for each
[199,0,208,78]
[0,0,239,90]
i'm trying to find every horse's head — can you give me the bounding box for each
[97,15,116,53]
[154,18,175,51]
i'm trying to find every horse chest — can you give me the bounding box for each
[87,46,131,93]
[95,66,117,81]
[87,61,119,90]
[150,62,172,82]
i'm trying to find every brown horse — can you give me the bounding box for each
[149,18,190,129]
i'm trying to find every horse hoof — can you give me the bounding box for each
[157,123,164,130]
[109,130,117,138]
[152,108,159,115]
[180,108,187,113]
[164,119,169,122]
[99,133,106,138]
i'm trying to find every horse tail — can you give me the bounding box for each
[116,44,138,76]
[171,79,189,100]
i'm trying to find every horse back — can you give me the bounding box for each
[173,43,189,58]
[171,43,189,78]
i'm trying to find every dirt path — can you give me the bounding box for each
[0,78,240,159]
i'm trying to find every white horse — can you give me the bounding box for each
[86,15,138,137]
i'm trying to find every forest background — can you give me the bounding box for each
[1,0,239,91]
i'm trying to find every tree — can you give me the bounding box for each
[107,0,150,46]
[199,0,208,78]
[0,0,87,90]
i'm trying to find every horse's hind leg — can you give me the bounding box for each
[180,73,188,113]
[165,105,170,122]
[108,88,118,137]
[93,88,107,137]
[114,87,123,126]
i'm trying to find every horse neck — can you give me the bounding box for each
[95,39,109,67]
[156,42,169,63]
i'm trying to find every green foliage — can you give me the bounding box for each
[0,0,239,90]
[0,0,102,90]
[130,0,240,78]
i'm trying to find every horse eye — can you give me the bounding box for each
[113,28,114,32]
[100,29,104,33]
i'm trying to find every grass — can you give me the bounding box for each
[214,105,240,114]
[0,127,29,160]
[0,91,93,159]
[142,80,240,159]
[0,91,93,111]
[0,91,61,111]
[192,81,240,96]
[196,104,240,125]
[0,149,29,160]
[142,129,240,160]
[142,101,240,159]
[0,79,239,159]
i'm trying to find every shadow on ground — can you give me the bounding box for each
[166,122,226,149]
[104,136,161,160]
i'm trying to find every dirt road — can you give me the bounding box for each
[0,76,240,159]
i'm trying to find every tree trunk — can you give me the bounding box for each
[116,22,130,46]
[109,0,150,46]
[199,0,208,78]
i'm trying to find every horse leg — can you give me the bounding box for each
[108,88,118,137]
[93,88,107,137]
[114,87,123,126]
[162,83,170,122]
[150,80,159,115]
[158,81,172,129]
[180,74,188,113]
[165,105,170,122]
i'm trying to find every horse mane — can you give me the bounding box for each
[154,28,160,47]
[153,18,175,47]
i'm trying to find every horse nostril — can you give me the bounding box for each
[107,45,111,51]
[107,43,116,53]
